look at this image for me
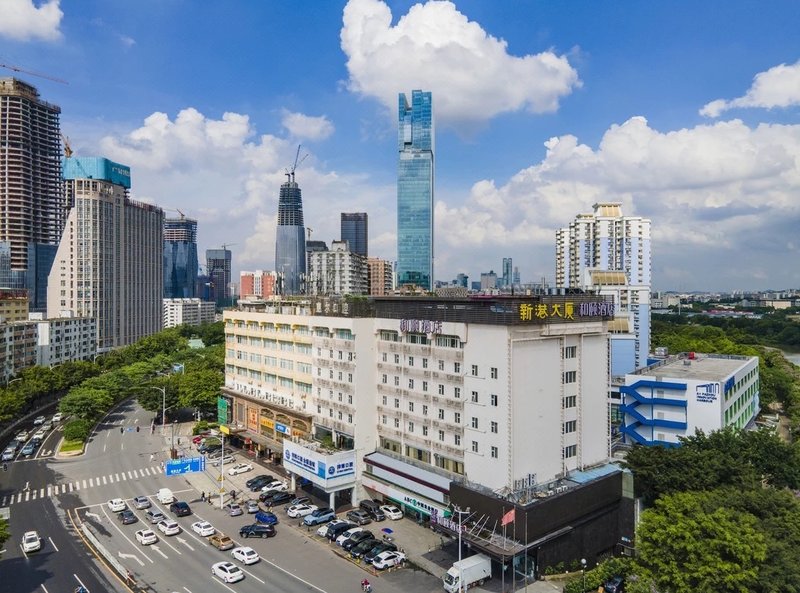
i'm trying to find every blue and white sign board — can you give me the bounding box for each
[282,439,356,489]
[165,456,206,476]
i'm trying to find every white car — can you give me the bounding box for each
[157,519,181,536]
[261,481,288,493]
[212,561,245,583]
[191,521,215,537]
[231,546,260,565]
[33,429,47,441]
[211,454,235,467]
[135,529,158,545]
[15,430,28,441]
[287,503,318,518]
[107,498,126,512]
[381,504,403,520]
[33,415,46,426]
[372,550,406,570]
[336,526,363,546]
[21,530,41,553]
[228,463,253,476]
[52,412,63,423]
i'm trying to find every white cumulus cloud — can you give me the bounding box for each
[340,0,580,125]
[0,0,63,41]
[281,111,334,141]
[700,60,800,117]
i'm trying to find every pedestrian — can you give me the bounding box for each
[201,491,206,502]
[150,453,154,462]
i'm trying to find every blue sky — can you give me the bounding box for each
[2,0,799,292]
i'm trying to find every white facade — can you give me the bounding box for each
[621,353,759,446]
[307,241,368,296]
[223,296,612,510]
[30,311,96,367]
[163,298,216,328]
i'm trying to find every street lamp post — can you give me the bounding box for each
[219,434,226,509]
[451,505,471,593]
[148,386,166,434]
[581,558,587,592]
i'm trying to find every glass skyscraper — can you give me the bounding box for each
[397,90,434,290]
[206,248,232,306]
[341,212,368,257]
[164,217,198,298]
[275,174,306,295]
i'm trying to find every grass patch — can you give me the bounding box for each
[60,439,85,453]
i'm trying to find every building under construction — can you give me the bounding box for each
[0,78,65,292]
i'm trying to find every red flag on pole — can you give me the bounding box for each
[501,509,515,526]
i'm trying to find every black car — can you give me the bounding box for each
[604,576,625,593]
[364,541,398,564]
[342,530,374,552]
[350,537,380,559]
[198,442,221,454]
[239,523,276,538]
[289,495,310,506]
[326,521,356,541]
[246,474,273,488]
[118,510,137,525]
[259,490,293,505]
[346,509,372,525]
[247,476,275,492]
[169,501,192,517]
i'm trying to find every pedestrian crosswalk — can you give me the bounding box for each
[0,465,164,507]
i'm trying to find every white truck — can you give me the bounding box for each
[157,488,175,504]
[442,553,491,592]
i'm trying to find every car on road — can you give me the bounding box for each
[224,503,244,517]
[351,537,381,559]
[40,420,53,431]
[228,462,253,475]
[118,510,138,525]
[191,521,215,537]
[304,507,336,526]
[33,415,46,426]
[381,504,403,520]
[157,519,181,536]
[33,428,47,441]
[52,412,63,423]
[7,439,22,452]
[372,550,406,570]
[342,530,374,552]
[239,523,276,539]
[244,499,260,514]
[146,509,166,524]
[212,561,244,584]
[21,442,36,457]
[254,511,279,525]
[336,526,364,546]
[135,529,158,545]
[346,509,372,525]
[21,530,41,553]
[107,498,126,512]
[209,533,235,551]
[132,496,151,509]
[15,430,29,441]
[210,454,235,467]
[169,501,192,517]
[287,503,318,518]
[259,490,293,505]
[1,447,14,461]
[231,546,260,565]
[364,541,397,564]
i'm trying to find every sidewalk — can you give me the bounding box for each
[157,423,565,593]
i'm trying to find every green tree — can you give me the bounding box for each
[0,517,10,547]
[63,419,92,441]
[635,491,766,593]
[178,367,223,412]
[59,386,113,420]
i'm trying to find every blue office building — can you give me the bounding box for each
[341,212,368,257]
[275,174,306,295]
[164,217,198,298]
[397,90,434,290]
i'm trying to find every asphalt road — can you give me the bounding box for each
[2,401,443,593]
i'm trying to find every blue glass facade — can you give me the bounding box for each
[397,90,434,290]
[341,212,368,256]
[163,218,198,298]
[25,242,57,311]
[275,179,306,295]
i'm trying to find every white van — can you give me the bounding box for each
[157,488,174,504]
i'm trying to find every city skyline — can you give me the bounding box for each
[2,1,799,291]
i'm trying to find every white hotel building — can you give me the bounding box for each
[222,295,614,515]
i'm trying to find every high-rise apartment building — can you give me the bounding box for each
[397,90,434,290]
[367,258,393,296]
[307,241,367,296]
[164,216,198,298]
[275,172,306,295]
[341,212,368,257]
[206,248,231,306]
[50,157,163,351]
[162,298,216,328]
[0,78,65,293]
[556,202,651,371]
[502,257,513,288]
[240,270,277,299]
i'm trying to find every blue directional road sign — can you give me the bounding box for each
[165,456,206,476]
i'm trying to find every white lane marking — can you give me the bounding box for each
[132,469,139,478]
[16,493,22,503]
[39,488,45,497]
[261,556,330,593]
[114,473,120,481]
[40,584,49,593]
[101,476,107,485]
[103,443,107,452]
[62,484,67,494]
[47,536,59,552]
[118,551,145,566]
[212,576,237,593]
[175,536,195,551]
[24,481,29,490]
[73,574,90,591]
[47,486,51,497]
[85,512,101,521]
[121,440,124,451]
[82,479,87,488]
[240,566,265,584]
[128,470,134,479]
[183,588,193,593]
[101,506,152,564]
[150,544,168,559]
[25,491,30,502]
[89,478,94,488]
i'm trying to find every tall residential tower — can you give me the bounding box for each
[275,172,306,295]
[206,248,232,306]
[397,90,434,290]
[164,216,198,298]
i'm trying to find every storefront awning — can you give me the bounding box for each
[364,451,452,494]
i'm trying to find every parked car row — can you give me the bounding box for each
[3,412,64,461]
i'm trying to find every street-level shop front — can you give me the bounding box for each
[282,438,357,510]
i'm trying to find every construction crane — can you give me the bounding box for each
[60,133,73,158]
[306,227,313,240]
[0,62,68,84]
[219,242,237,252]
[284,144,309,182]
[163,207,187,219]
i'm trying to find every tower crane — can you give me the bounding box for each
[60,133,73,158]
[284,144,309,182]
[0,62,68,84]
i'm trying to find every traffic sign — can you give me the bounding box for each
[165,456,206,476]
